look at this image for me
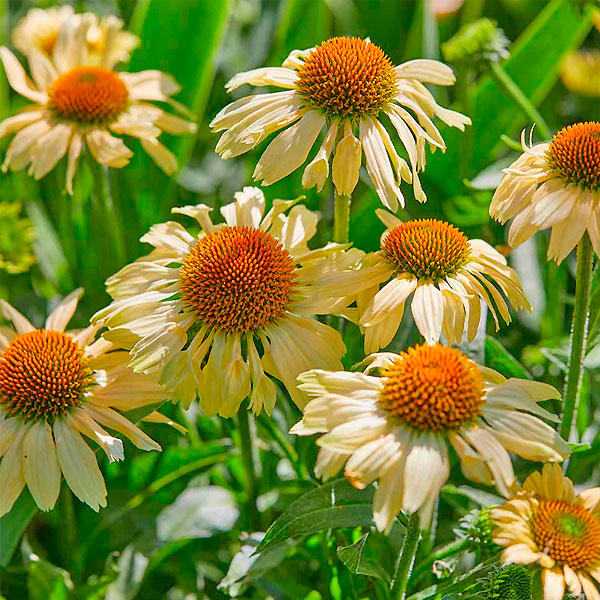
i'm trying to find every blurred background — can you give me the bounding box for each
[1,0,600,599]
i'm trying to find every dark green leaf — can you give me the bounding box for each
[0,491,37,567]
[337,533,391,583]
[485,336,531,379]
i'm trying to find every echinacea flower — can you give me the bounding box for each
[0,18,196,194]
[0,290,169,516]
[93,187,361,417]
[318,210,530,351]
[490,122,600,263]
[493,463,600,600]
[291,343,569,531]
[12,6,138,67]
[560,50,600,97]
[211,36,470,211]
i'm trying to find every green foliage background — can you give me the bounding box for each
[0,0,599,599]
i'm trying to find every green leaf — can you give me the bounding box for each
[336,533,391,583]
[442,484,503,508]
[0,491,37,567]
[22,539,73,600]
[258,479,397,552]
[484,336,531,379]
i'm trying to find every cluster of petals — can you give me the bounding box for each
[211,39,470,212]
[93,187,362,417]
[493,463,600,600]
[291,348,569,532]
[0,290,169,516]
[0,9,196,193]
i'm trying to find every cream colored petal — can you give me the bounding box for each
[0,110,45,139]
[542,568,565,600]
[344,433,402,489]
[154,111,197,135]
[0,426,27,517]
[0,47,47,103]
[402,432,449,527]
[332,123,362,196]
[22,421,60,512]
[46,288,82,332]
[359,116,403,212]
[139,221,195,255]
[547,198,592,263]
[448,432,493,485]
[315,447,350,480]
[27,48,58,91]
[221,186,265,228]
[411,282,444,344]
[372,455,406,533]
[140,137,178,174]
[68,409,125,462]
[120,70,180,101]
[317,416,390,453]
[53,420,106,511]
[363,303,404,354]
[253,110,325,185]
[360,275,417,326]
[0,299,35,333]
[276,204,318,255]
[3,119,52,171]
[225,67,298,92]
[0,417,21,458]
[172,204,215,232]
[395,59,455,85]
[563,565,582,597]
[129,323,188,374]
[86,130,132,168]
[109,113,161,139]
[530,182,579,228]
[302,120,338,192]
[85,404,161,452]
[501,543,542,565]
[219,334,251,418]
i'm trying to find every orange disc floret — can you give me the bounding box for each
[379,344,485,432]
[381,219,471,282]
[0,330,94,421]
[546,122,600,190]
[179,226,297,333]
[47,66,129,124]
[531,500,600,570]
[296,37,398,118]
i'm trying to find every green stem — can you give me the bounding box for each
[238,409,260,530]
[61,487,80,579]
[87,156,125,266]
[333,192,351,244]
[390,512,421,600]
[489,62,552,140]
[560,234,594,442]
[411,538,469,583]
[258,413,310,480]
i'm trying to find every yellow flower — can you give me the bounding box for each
[0,290,169,516]
[292,343,569,532]
[493,463,600,600]
[0,18,196,194]
[561,50,600,97]
[490,122,600,263]
[93,187,361,417]
[211,37,470,211]
[12,6,139,67]
[317,210,530,351]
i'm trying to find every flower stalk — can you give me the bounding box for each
[238,409,260,530]
[560,233,594,442]
[391,512,421,600]
[333,191,351,244]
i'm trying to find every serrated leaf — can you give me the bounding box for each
[258,479,400,553]
[336,533,391,583]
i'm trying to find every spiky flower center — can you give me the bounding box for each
[381,219,471,282]
[546,122,600,191]
[531,499,600,570]
[179,226,297,333]
[295,37,398,118]
[379,344,485,432]
[0,330,94,421]
[47,66,129,124]
[481,565,532,600]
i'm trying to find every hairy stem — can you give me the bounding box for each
[391,512,421,600]
[333,192,351,244]
[561,233,594,442]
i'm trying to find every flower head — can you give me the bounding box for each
[12,7,138,67]
[0,290,168,516]
[211,37,470,211]
[0,17,196,194]
[492,463,600,600]
[93,187,361,417]
[490,123,600,263]
[317,210,530,351]
[292,343,569,531]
